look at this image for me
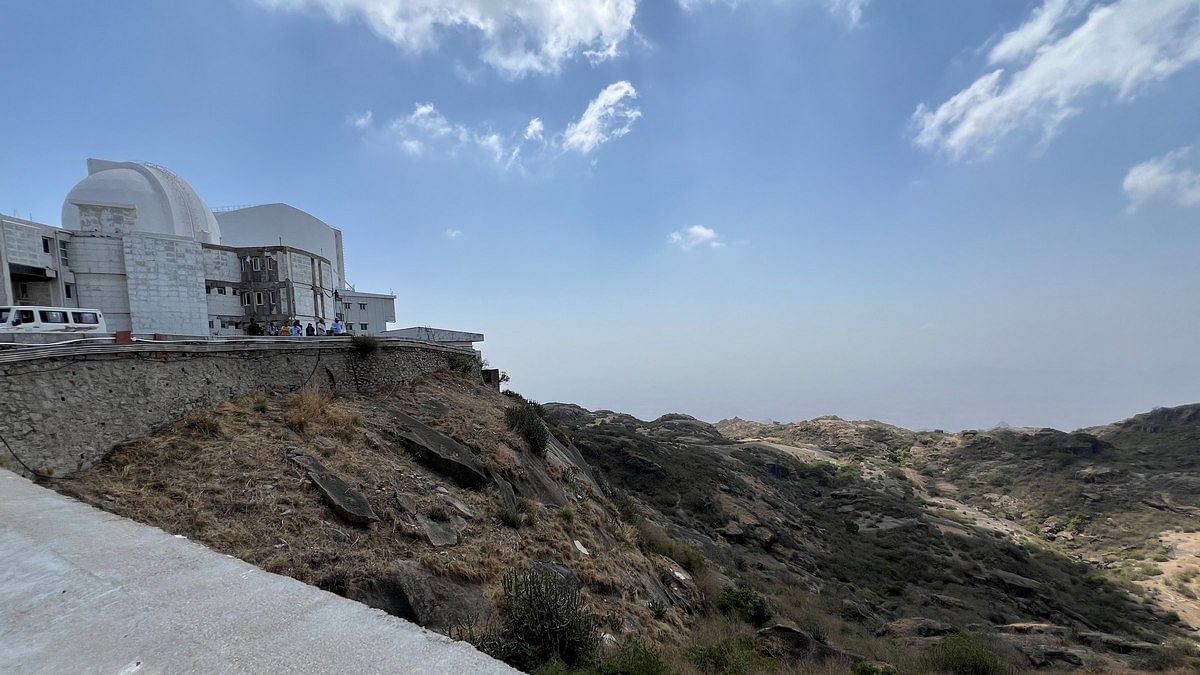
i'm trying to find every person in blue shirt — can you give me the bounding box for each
[289,320,302,337]
[331,318,346,335]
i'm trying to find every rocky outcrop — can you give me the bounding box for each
[378,411,488,488]
[287,448,378,525]
[755,624,866,664]
[350,561,489,631]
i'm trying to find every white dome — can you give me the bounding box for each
[62,159,221,244]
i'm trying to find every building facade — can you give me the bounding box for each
[1,158,396,336]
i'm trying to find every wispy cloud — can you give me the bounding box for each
[254,0,636,78]
[349,81,641,170]
[445,228,463,238]
[1123,146,1200,212]
[913,0,1200,160]
[563,81,641,154]
[668,224,724,250]
[677,0,870,26]
[524,117,545,141]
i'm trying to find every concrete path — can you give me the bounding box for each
[0,470,518,674]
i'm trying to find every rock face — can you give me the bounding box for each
[350,561,489,631]
[380,411,488,489]
[287,448,378,525]
[416,514,465,547]
[755,624,865,664]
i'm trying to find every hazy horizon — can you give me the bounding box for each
[3,0,1198,432]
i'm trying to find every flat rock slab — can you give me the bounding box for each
[385,411,488,489]
[0,470,516,674]
[417,515,462,547]
[288,449,378,525]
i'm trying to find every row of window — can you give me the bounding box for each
[38,237,69,267]
[342,302,368,311]
[0,308,99,325]
[241,256,278,273]
[241,291,278,307]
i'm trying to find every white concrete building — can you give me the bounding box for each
[1,158,397,336]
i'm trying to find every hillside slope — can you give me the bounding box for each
[43,374,1200,673]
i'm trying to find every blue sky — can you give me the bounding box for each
[3,0,1199,430]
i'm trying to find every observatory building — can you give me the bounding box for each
[0,158,395,336]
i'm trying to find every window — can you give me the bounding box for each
[241,293,251,306]
[343,302,351,310]
[71,312,99,325]
[232,288,239,296]
[16,310,34,324]
[267,257,275,270]
[42,237,51,254]
[255,292,264,306]
[252,257,262,272]
[18,283,28,299]
[59,241,69,267]
[358,303,367,310]
[241,257,249,271]
[269,291,276,305]
[359,323,368,331]
[64,283,72,299]
[0,309,9,323]
[217,287,227,295]
[39,310,68,323]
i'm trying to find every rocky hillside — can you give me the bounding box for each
[46,372,1200,673]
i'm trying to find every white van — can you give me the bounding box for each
[0,306,107,333]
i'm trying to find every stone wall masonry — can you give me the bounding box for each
[0,341,480,477]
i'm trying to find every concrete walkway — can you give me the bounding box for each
[0,470,517,674]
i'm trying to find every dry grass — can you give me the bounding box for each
[284,385,358,434]
[54,374,690,648]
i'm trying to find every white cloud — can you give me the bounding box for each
[987,0,1087,64]
[677,0,870,26]
[913,0,1200,159]
[824,0,869,26]
[524,117,545,140]
[563,81,641,154]
[353,81,641,169]
[1123,146,1200,212]
[255,0,636,78]
[668,224,724,250]
[445,228,463,238]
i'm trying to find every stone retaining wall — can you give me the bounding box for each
[0,342,479,476]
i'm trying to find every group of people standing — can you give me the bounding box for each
[245,317,346,337]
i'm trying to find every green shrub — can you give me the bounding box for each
[716,585,774,627]
[349,334,379,354]
[851,662,898,675]
[458,568,599,672]
[594,640,671,675]
[532,641,670,675]
[924,634,1017,675]
[506,402,550,455]
[683,635,776,675]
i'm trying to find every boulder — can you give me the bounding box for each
[495,477,518,515]
[532,561,581,589]
[988,570,1043,597]
[416,514,463,547]
[349,561,490,630]
[1024,645,1084,668]
[287,449,378,525]
[756,624,865,664]
[438,493,475,519]
[382,411,488,489]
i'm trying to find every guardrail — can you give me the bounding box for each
[0,335,476,365]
